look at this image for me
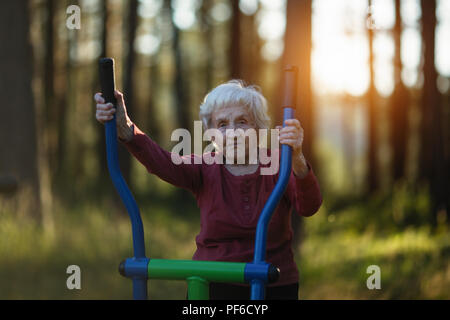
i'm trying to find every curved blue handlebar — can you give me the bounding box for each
[100,57,148,299]
[105,116,148,300]
[253,108,294,263]
[105,119,146,259]
[250,108,294,300]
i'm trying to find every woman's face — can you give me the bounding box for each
[211,105,257,163]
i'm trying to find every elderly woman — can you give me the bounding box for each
[94,80,322,300]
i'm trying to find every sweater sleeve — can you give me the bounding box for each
[285,160,323,217]
[120,123,203,194]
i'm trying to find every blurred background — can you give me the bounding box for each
[0,0,449,299]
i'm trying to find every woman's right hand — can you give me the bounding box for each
[94,90,133,141]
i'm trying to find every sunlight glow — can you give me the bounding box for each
[311,0,439,95]
[374,32,394,96]
[312,0,369,96]
[259,0,285,10]
[138,0,163,19]
[401,0,421,26]
[210,2,232,22]
[261,38,284,62]
[436,25,450,76]
[257,10,285,41]
[371,0,395,29]
[239,0,258,16]
[401,27,421,86]
[258,0,286,62]
[135,34,161,56]
[436,0,450,76]
[313,34,370,96]
[172,0,199,30]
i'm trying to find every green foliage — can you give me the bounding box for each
[312,181,436,237]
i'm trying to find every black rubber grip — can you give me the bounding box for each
[282,65,298,109]
[99,57,117,105]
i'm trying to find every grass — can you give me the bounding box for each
[298,194,450,299]
[0,193,200,299]
[0,187,449,299]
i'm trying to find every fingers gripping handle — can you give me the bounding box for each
[99,58,117,106]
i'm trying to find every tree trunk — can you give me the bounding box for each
[44,0,55,177]
[52,1,70,200]
[201,0,214,91]
[281,0,313,250]
[241,9,262,85]
[96,0,111,195]
[390,0,409,182]
[120,0,139,182]
[147,53,161,142]
[0,0,42,220]
[281,0,314,167]
[420,0,447,224]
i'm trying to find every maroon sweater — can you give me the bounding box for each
[121,123,323,286]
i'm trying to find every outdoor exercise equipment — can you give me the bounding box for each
[99,58,298,300]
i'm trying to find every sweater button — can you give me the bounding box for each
[243,197,249,202]
[244,205,250,210]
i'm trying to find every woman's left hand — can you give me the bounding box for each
[276,119,304,155]
[276,119,309,178]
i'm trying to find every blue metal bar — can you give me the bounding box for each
[105,120,145,258]
[105,117,148,300]
[250,279,266,300]
[250,108,294,299]
[253,108,294,263]
[105,120,146,259]
[244,263,271,282]
[100,58,148,300]
[250,66,298,300]
[121,257,150,278]
[132,278,148,300]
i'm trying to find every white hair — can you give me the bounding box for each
[199,80,271,130]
